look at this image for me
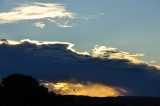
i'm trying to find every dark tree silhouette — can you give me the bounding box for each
[2,74,39,89]
[0,74,50,106]
[0,84,2,96]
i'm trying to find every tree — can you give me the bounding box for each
[1,74,50,105]
[2,74,39,89]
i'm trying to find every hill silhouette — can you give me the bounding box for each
[0,74,160,106]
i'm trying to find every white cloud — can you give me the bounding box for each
[47,18,73,28]
[80,12,105,21]
[33,22,45,28]
[149,61,156,63]
[0,2,76,27]
[92,45,144,64]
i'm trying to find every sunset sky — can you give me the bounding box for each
[0,0,160,97]
[0,0,160,65]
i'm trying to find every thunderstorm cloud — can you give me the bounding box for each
[0,39,160,96]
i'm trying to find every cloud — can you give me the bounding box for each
[33,22,45,28]
[92,45,144,64]
[47,18,73,28]
[44,82,127,97]
[0,2,75,27]
[0,39,160,96]
[149,61,156,63]
[80,12,105,21]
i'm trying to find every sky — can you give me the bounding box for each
[0,0,160,65]
[0,0,160,97]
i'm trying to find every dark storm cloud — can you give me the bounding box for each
[0,39,160,96]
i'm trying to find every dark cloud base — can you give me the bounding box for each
[0,39,160,96]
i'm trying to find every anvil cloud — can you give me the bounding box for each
[0,39,160,96]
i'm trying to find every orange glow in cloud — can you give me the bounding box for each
[44,82,127,97]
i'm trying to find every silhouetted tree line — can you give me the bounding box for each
[0,74,160,106]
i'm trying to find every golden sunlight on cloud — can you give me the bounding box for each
[0,2,75,27]
[153,65,160,70]
[92,45,144,64]
[43,82,127,97]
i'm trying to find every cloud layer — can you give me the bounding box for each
[0,39,160,96]
[0,2,75,27]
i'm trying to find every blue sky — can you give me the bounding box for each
[0,0,160,65]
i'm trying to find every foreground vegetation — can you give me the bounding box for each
[0,74,160,106]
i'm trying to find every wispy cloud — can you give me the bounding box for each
[149,61,156,63]
[47,18,73,28]
[33,22,45,28]
[0,2,76,27]
[80,12,105,21]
